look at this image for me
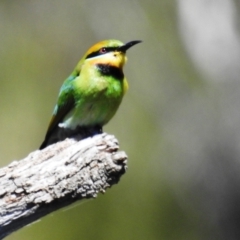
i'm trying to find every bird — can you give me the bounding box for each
[40,39,141,150]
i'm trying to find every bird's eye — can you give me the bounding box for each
[99,48,107,54]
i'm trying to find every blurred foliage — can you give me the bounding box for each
[1,0,240,239]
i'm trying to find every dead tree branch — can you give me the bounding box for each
[0,133,127,239]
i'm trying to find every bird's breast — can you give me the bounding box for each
[64,69,125,129]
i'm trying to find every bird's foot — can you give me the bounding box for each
[74,125,102,140]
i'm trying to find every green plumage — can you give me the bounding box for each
[60,64,125,128]
[40,39,141,149]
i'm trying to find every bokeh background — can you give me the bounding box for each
[1,0,240,239]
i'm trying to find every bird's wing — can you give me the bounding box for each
[47,84,75,136]
[39,81,76,149]
[39,82,76,150]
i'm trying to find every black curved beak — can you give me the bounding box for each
[118,40,142,52]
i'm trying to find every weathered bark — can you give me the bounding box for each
[0,133,127,239]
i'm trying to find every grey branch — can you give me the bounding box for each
[0,133,127,239]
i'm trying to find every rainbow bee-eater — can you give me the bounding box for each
[40,39,141,150]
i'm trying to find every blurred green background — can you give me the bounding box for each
[1,0,240,239]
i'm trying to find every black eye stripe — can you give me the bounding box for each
[85,47,119,59]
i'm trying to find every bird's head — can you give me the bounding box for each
[76,39,141,71]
